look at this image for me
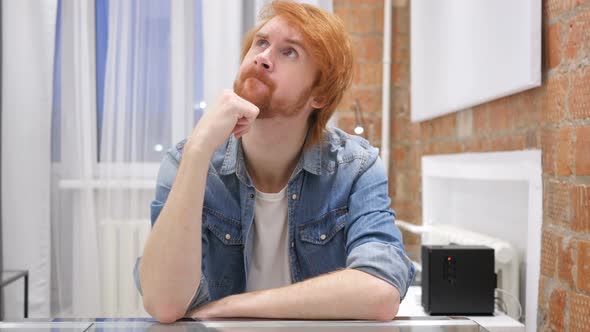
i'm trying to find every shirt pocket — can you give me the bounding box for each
[202,207,243,246]
[297,207,348,276]
[201,207,244,295]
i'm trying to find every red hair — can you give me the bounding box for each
[240,0,354,148]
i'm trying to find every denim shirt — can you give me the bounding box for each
[134,127,415,313]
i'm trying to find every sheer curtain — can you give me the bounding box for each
[52,0,196,317]
[52,0,100,317]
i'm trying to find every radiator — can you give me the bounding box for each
[100,219,151,317]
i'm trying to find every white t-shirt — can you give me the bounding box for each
[245,186,292,292]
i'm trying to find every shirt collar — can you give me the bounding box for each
[218,130,322,179]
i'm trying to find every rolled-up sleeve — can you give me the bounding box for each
[133,147,211,312]
[345,150,415,300]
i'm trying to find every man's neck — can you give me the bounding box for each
[241,115,310,193]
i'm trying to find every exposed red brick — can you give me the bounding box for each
[490,136,511,151]
[392,7,409,34]
[464,139,488,152]
[360,62,383,86]
[570,66,590,120]
[565,6,590,61]
[488,98,513,132]
[352,62,361,85]
[353,87,382,113]
[419,122,432,142]
[546,180,570,226]
[333,5,352,31]
[393,198,419,221]
[393,146,407,163]
[431,114,456,138]
[544,0,586,20]
[575,126,590,175]
[392,35,409,62]
[571,185,590,232]
[408,122,421,141]
[549,288,567,332]
[368,114,382,146]
[570,291,590,332]
[546,23,562,69]
[336,112,358,136]
[433,142,462,154]
[541,74,568,123]
[472,105,489,135]
[350,6,378,34]
[556,127,573,175]
[526,129,540,149]
[541,229,561,277]
[391,116,405,141]
[392,62,409,86]
[557,239,575,286]
[375,6,384,34]
[351,0,383,6]
[542,129,556,175]
[578,240,590,294]
[516,89,541,130]
[539,275,548,311]
[350,35,382,62]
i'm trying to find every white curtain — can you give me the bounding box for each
[1,0,57,318]
[52,0,101,317]
[52,0,192,317]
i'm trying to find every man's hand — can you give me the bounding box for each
[186,90,259,155]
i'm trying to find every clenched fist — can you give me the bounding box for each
[185,90,259,156]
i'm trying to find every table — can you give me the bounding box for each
[0,317,490,331]
[398,286,524,332]
[0,270,28,318]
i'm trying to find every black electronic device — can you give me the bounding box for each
[421,245,496,316]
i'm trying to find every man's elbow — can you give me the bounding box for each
[372,284,401,321]
[143,297,186,323]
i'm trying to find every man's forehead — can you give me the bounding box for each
[258,16,305,45]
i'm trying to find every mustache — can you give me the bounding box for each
[239,66,275,90]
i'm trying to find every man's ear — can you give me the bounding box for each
[311,96,328,109]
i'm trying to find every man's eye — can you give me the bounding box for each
[283,48,298,59]
[256,39,269,48]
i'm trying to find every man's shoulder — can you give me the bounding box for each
[319,127,379,168]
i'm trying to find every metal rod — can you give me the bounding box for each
[24,272,28,318]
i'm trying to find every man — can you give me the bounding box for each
[135,0,414,323]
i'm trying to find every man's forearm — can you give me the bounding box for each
[139,143,211,322]
[189,269,401,321]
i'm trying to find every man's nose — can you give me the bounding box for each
[254,48,273,71]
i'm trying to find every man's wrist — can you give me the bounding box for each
[183,137,216,159]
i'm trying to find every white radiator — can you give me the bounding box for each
[100,219,151,317]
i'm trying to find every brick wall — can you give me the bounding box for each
[335,0,590,330]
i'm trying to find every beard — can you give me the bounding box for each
[234,66,313,119]
[234,66,276,118]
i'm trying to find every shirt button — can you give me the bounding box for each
[291,241,294,248]
[320,234,326,241]
[292,194,297,200]
[249,193,255,199]
[225,234,231,240]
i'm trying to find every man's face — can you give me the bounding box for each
[234,16,320,119]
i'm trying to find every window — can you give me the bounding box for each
[51,0,204,164]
